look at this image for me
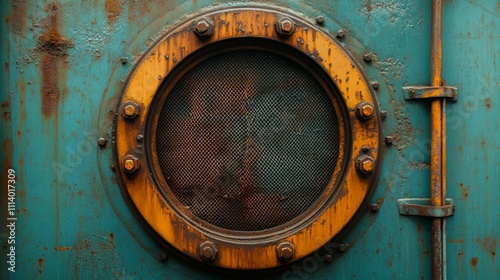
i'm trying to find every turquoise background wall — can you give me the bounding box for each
[1,0,499,279]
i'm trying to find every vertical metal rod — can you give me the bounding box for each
[430,0,445,279]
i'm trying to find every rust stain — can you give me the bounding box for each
[481,238,497,258]
[109,232,114,243]
[460,183,470,199]
[36,3,73,118]
[470,257,478,267]
[1,100,10,121]
[54,246,72,251]
[9,0,27,35]
[484,98,491,109]
[449,239,464,244]
[366,0,372,12]
[105,0,122,25]
[38,258,44,268]
[4,62,8,72]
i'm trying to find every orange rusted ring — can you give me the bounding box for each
[114,6,381,270]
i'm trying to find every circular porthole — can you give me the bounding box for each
[114,7,381,270]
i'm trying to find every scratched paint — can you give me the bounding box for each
[1,0,499,279]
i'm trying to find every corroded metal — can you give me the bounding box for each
[403,86,458,100]
[114,7,381,270]
[398,198,455,218]
[276,242,295,262]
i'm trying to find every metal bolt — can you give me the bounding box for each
[121,101,140,119]
[275,17,295,38]
[363,52,374,63]
[315,16,325,25]
[325,254,332,262]
[370,203,380,212]
[199,241,218,262]
[361,146,370,153]
[371,81,380,90]
[98,137,107,147]
[356,155,375,175]
[110,164,115,171]
[336,29,345,39]
[338,243,348,252]
[136,134,144,142]
[385,136,393,145]
[355,101,375,121]
[122,155,139,173]
[276,241,295,262]
[120,56,128,65]
[194,17,214,39]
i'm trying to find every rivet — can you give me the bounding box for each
[159,252,168,262]
[371,81,380,90]
[380,110,387,120]
[338,243,348,252]
[315,16,325,25]
[136,134,144,142]
[371,203,381,212]
[363,52,374,63]
[336,29,345,39]
[120,56,128,65]
[97,137,107,147]
[385,136,393,145]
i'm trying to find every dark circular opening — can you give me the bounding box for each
[154,49,342,231]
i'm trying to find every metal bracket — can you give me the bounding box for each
[403,86,458,101]
[398,198,455,218]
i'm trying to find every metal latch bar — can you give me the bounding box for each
[398,198,455,218]
[403,86,458,100]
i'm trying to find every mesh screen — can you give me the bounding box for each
[155,50,341,231]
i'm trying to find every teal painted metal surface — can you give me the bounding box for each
[1,0,498,279]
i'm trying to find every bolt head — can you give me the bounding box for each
[338,243,348,252]
[275,17,295,37]
[371,203,381,212]
[385,136,393,145]
[363,52,374,62]
[276,241,295,262]
[199,241,217,261]
[194,17,214,38]
[355,101,375,120]
[98,137,107,147]
[356,155,375,175]
[371,81,380,90]
[121,101,140,119]
[122,155,139,173]
[336,29,345,39]
[315,16,325,25]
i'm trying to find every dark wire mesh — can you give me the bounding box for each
[155,50,341,231]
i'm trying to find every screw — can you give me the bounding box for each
[315,16,325,25]
[356,155,375,175]
[338,243,348,252]
[275,17,295,38]
[194,17,214,39]
[276,241,295,262]
[355,101,375,121]
[336,29,345,39]
[121,101,140,119]
[325,254,332,262]
[371,203,380,212]
[120,56,128,65]
[122,155,139,173]
[385,136,393,145]
[98,137,107,147]
[361,146,370,153]
[371,81,380,90]
[136,134,144,142]
[199,241,218,262]
[363,52,374,63]
[110,164,115,171]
